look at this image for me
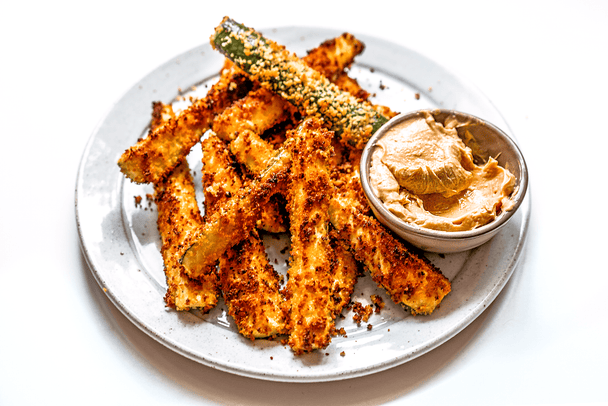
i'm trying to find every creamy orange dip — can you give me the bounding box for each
[369,111,516,232]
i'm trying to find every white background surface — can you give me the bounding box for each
[1,1,606,405]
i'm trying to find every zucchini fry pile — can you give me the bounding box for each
[117,17,451,354]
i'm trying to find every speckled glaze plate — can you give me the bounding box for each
[75,26,530,382]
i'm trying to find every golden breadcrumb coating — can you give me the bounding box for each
[118,60,251,184]
[201,133,286,233]
[212,87,296,142]
[219,232,288,339]
[229,128,279,175]
[211,17,389,149]
[328,194,451,315]
[181,140,292,277]
[155,161,220,311]
[328,230,358,315]
[150,102,219,311]
[283,118,336,354]
[201,134,287,339]
[302,32,364,81]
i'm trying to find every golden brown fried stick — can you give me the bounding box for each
[201,135,287,339]
[155,161,220,311]
[180,141,292,277]
[303,33,364,81]
[219,232,287,339]
[118,60,252,184]
[229,128,278,175]
[212,33,365,144]
[212,87,296,142]
[283,118,336,353]
[151,102,219,311]
[328,194,451,315]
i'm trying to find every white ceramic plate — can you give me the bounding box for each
[75,26,530,382]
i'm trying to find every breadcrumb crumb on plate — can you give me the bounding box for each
[75,26,530,383]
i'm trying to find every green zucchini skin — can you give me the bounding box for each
[211,17,389,149]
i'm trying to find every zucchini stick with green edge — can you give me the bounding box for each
[155,161,220,311]
[180,139,292,278]
[201,135,287,339]
[210,17,390,149]
[151,103,220,312]
[201,131,286,234]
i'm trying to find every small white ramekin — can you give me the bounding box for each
[360,109,528,253]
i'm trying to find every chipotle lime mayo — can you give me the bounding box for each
[369,111,516,232]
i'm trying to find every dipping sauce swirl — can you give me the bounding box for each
[369,111,516,232]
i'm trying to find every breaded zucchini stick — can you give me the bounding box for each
[155,161,220,311]
[229,129,278,175]
[180,141,292,277]
[219,232,287,339]
[212,87,296,142]
[211,17,389,148]
[211,33,365,142]
[283,118,336,353]
[328,194,451,315]
[201,135,286,339]
[151,102,219,311]
[118,60,252,184]
[303,33,364,82]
